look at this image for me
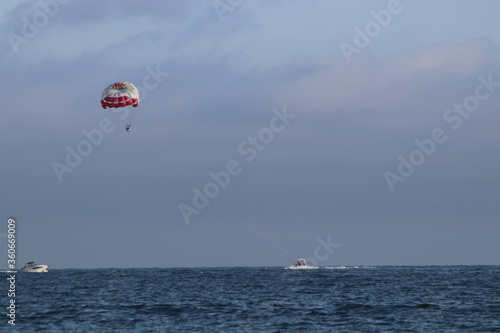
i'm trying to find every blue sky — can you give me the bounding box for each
[1,0,500,268]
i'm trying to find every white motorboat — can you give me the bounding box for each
[285,258,318,270]
[21,262,48,272]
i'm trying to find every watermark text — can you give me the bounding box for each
[179,107,296,224]
[6,218,17,326]
[385,74,499,192]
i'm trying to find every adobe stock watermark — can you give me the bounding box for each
[6,218,17,326]
[7,0,72,54]
[213,0,244,21]
[339,0,410,64]
[51,64,169,183]
[304,234,340,267]
[384,74,499,192]
[178,106,296,224]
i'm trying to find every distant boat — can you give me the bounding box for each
[21,262,48,273]
[285,258,318,270]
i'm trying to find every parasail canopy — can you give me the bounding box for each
[101,82,140,109]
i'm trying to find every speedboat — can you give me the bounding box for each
[21,262,48,272]
[285,258,318,270]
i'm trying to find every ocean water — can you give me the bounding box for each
[2,266,499,332]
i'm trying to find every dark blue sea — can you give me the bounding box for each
[2,266,499,332]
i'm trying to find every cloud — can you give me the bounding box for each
[277,39,499,113]
[2,1,500,267]
[1,1,211,63]
[402,39,497,75]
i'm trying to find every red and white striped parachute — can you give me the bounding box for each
[100,82,140,109]
[100,82,140,132]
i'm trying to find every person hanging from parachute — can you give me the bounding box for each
[100,82,140,132]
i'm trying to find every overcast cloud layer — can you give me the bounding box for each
[1,0,500,268]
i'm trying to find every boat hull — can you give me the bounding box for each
[285,265,319,270]
[22,265,48,273]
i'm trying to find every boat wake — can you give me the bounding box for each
[323,266,376,269]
